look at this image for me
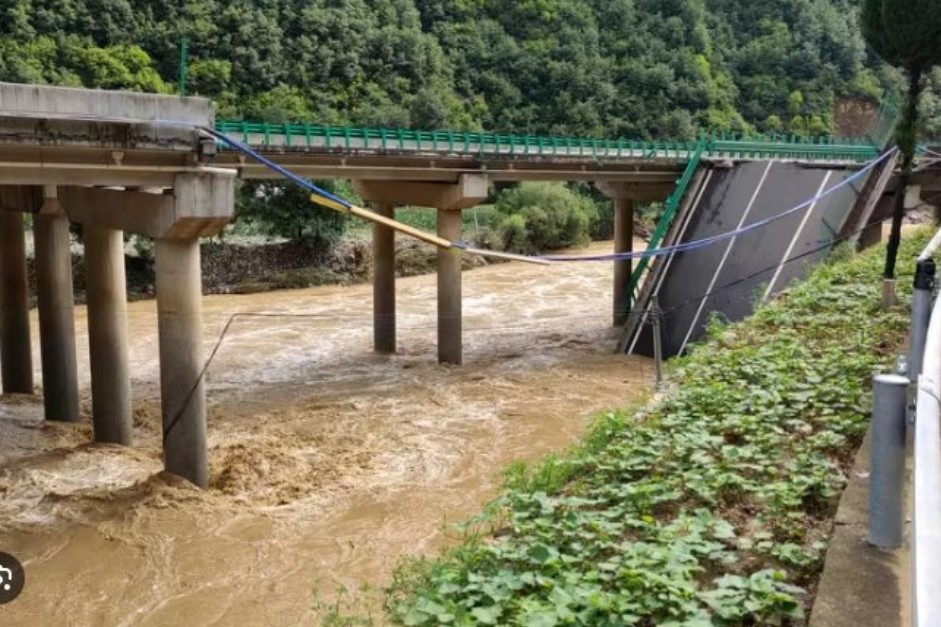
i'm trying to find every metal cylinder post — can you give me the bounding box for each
[373,203,396,354]
[155,238,207,488]
[85,224,132,445]
[910,259,936,383]
[0,207,33,394]
[869,373,909,548]
[34,202,80,422]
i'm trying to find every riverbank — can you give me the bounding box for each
[385,235,921,625]
[47,235,493,304]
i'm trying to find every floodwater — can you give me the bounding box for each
[0,240,653,626]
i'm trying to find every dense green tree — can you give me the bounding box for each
[4,0,938,249]
[494,183,599,254]
[237,180,354,249]
[0,0,914,136]
[862,0,941,280]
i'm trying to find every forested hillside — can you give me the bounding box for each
[0,0,914,139]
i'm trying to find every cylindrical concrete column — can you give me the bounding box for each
[613,198,634,326]
[85,225,132,445]
[373,203,396,354]
[34,204,80,422]
[437,210,463,365]
[0,208,33,394]
[155,238,207,488]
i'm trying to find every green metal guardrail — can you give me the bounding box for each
[214,120,880,163]
[620,142,706,316]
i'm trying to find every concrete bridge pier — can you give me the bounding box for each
[35,188,80,422]
[612,198,634,327]
[372,203,397,354]
[437,209,463,365]
[355,175,489,365]
[0,188,36,394]
[156,237,207,487]
[84,224,132,444]
[59,171,234,486]
[597,182,674,327]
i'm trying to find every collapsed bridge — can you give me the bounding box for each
[0,81,920,487]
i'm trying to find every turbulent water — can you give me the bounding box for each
[0,241,653,625]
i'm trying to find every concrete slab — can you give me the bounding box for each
[0,81,213,126]
[810,525,905,627]
[627,160,865,358]
[834,434,873,527]
[809,430,912,627]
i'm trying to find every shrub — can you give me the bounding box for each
[494,183,598,254]
[236,180,354,252]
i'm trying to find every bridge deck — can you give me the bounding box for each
[215,120,880,183]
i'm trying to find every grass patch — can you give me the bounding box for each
[381,232,924,626]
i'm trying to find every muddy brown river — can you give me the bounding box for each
[0,240,652,625]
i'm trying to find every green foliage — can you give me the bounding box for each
[861,0,941,156]
[861,0,941,73]
[0,0,920,138]
[0,35,170,92]
[493,183,598,254]
[187,58,231,97]
[237,180,354,250]
[861,0,941,278]
[386,232,925,625]
[922,68,941,139]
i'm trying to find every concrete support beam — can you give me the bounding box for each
[155,237,207,488]
[597,181,669,327]
[0,189,36,394]
[354,174,489,211]
[437,210,463,365]
[595,181,674,203]
[613,198,635,326]
[355,175,490,366]
[59,170,236,238]
[912,170,941,192]
[85,224,132,444]
[373,203,396,354]
[34,192,79,422]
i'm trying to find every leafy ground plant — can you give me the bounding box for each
[385,232,925,626]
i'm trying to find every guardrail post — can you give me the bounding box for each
[910,259,936,383]
[869,373,909,549]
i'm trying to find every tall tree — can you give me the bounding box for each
[861,0,941,283]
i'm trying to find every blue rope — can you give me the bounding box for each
[201,127,352,209]
[540,147,897,262]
